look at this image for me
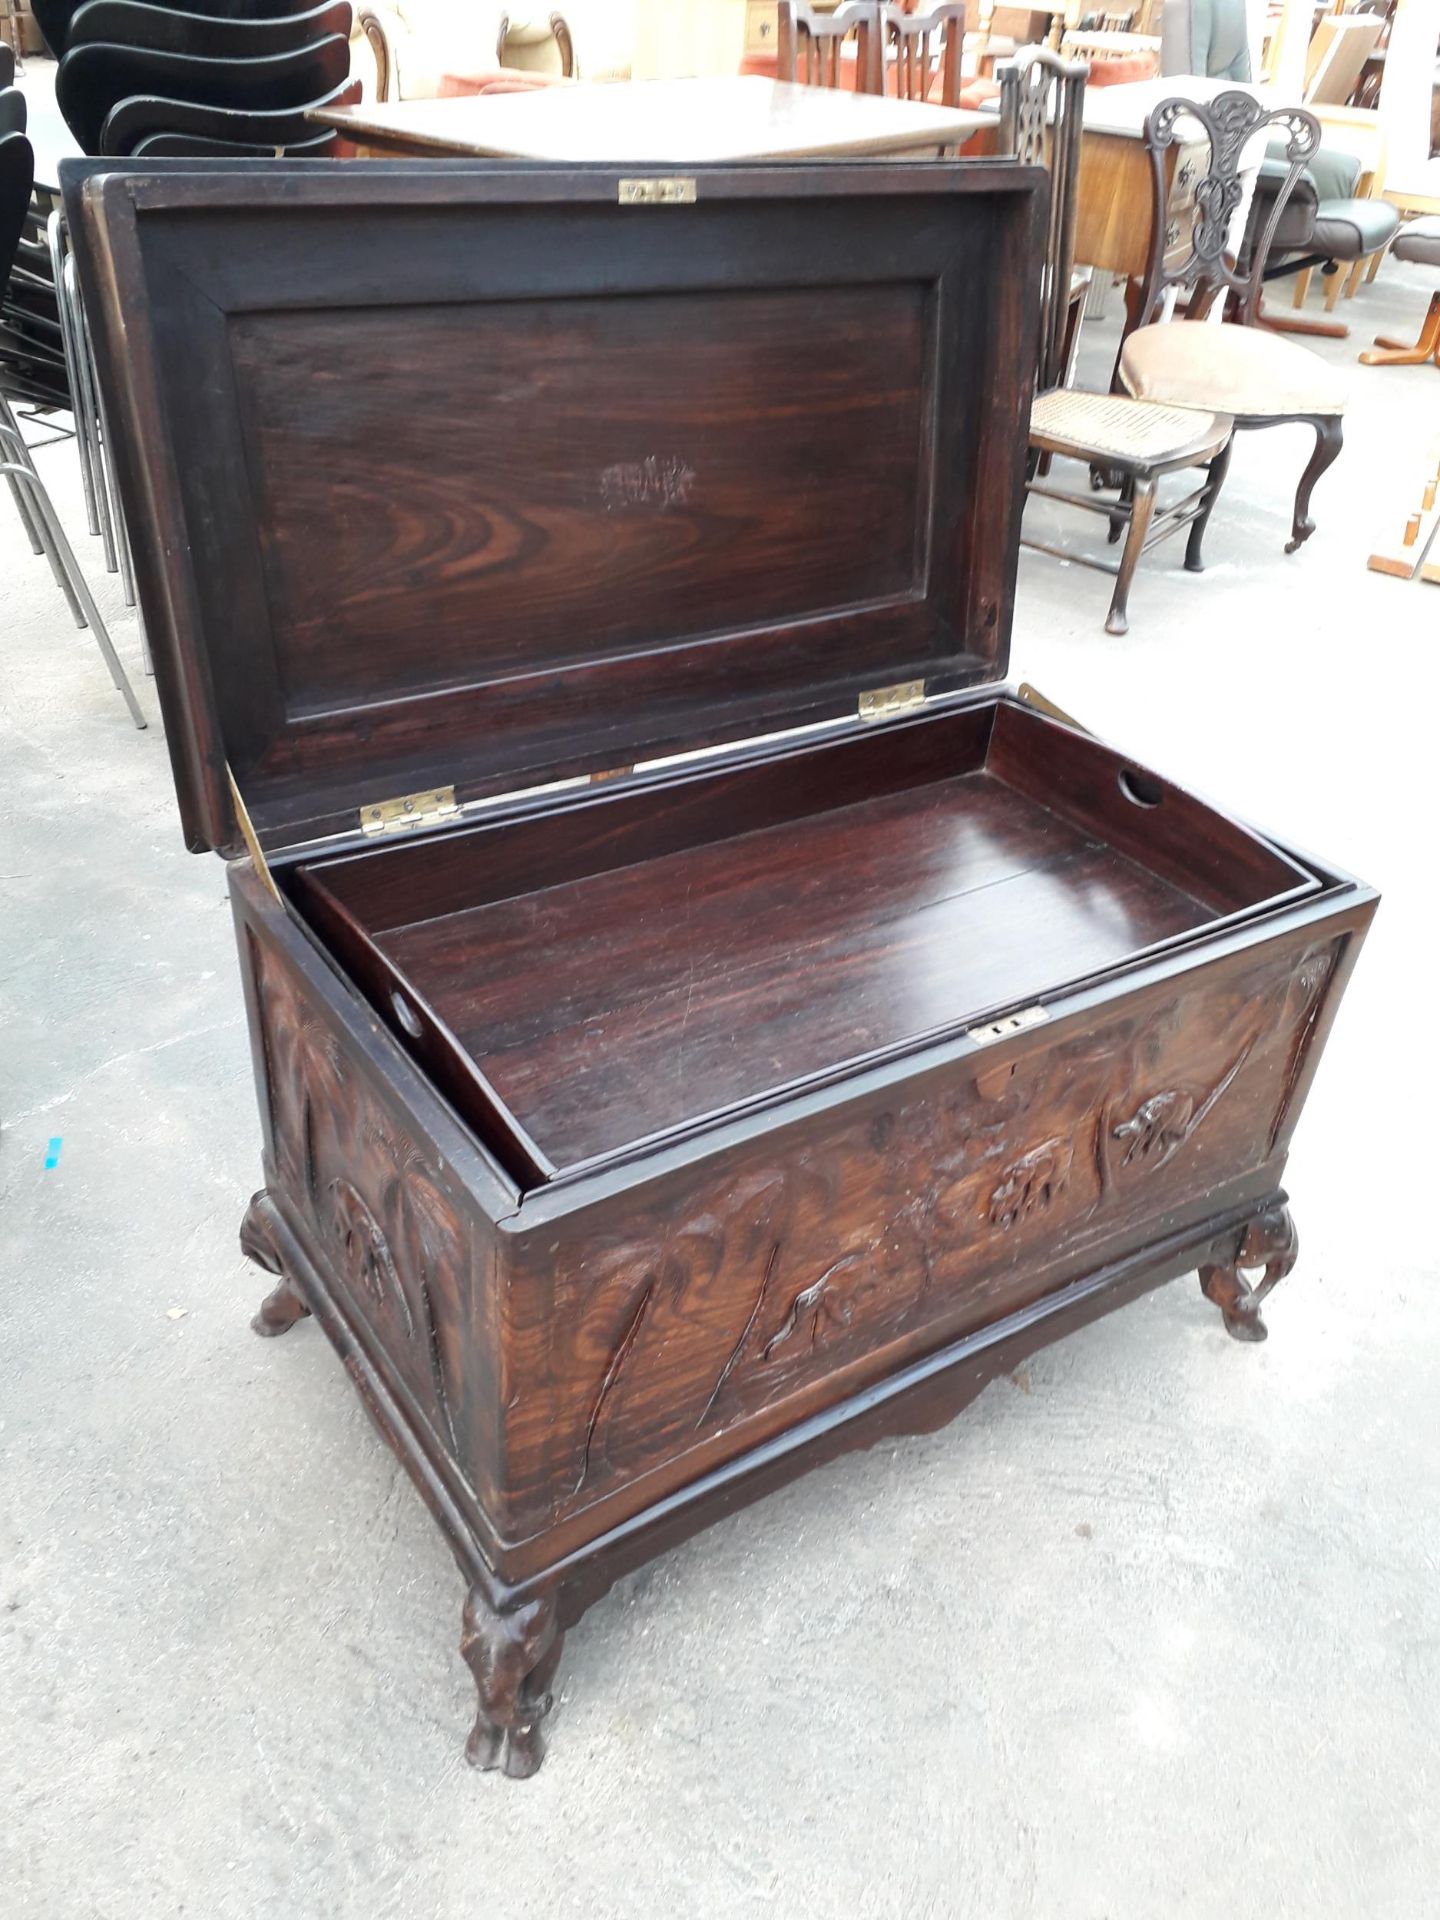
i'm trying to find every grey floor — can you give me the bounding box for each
[3,106,1440,1919]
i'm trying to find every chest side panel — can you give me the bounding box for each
[239,926,502,1505]
[496,918,1364,1540]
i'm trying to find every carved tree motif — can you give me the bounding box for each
[248,939,467,1462]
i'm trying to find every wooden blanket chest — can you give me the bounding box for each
[66,158,1376,1778]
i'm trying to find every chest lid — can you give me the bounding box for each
[65,158,1043,857]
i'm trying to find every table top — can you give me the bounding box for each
[312,76,989,163]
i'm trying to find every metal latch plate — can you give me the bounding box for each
[618,177,697,205]
[967,1005,1049,1047]
[359,785,459,837]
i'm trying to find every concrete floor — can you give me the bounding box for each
[3,123,1440,1918]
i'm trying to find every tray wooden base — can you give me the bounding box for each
[240,1180,1297,1778]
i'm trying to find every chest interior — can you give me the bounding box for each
[287,695,1318,1186]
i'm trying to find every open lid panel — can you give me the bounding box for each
[63,158,1044,857]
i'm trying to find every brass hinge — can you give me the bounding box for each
[858,679,926,723]
[359,785,460,837]
[618,176,697,206]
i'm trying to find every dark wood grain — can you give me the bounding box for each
[64,159,1044,854]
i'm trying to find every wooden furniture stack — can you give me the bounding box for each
[66,155,1375,1779]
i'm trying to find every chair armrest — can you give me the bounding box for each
[357,4,406,100]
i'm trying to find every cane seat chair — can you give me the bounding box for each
[1011,49,1235,635]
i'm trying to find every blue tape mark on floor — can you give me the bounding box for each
[44,1137,63,1170]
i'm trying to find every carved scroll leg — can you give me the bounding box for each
[1198,1204,1298,1343]
[1285,416,1343,555]
[240,1189,311,1338]
[461,1586,564,1780]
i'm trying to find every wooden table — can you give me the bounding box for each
[311,75,990,162]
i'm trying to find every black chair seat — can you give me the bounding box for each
[131,123,342,155]
[0,85,25,137]
[57,34,350,152]
[36,0,332,56]
[0,46,14,88]
[100,73,360,153]
[68,0,353,61]
[1311,197,1400,258]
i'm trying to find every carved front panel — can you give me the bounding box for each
[245,932,481,1479]
[501,936,1347,1532]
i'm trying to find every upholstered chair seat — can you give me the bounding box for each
[1120,319,1349,418]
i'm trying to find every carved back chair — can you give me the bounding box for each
[0,131,144,726]
[66,0,353,61]
[1118,91,1348,552]
[1009,52,1237,635]
[777,1,884,94]
[882,2,965,106]
[56,31,351,152]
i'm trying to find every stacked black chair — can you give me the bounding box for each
[0,130,145,724]
[0,97,69,415]
[41,0,357,155]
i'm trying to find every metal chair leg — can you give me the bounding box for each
[0,405,87,626]
[0,445,147,728]
[92,362,133,595]
[5,467,46,554]
[68,262,119,575]
[48,213,103,543]
[97,382,137,609]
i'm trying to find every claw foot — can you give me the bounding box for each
[240,1190,311,1337]
[461,1586,564,1780]
[1198,1204,1298,1342]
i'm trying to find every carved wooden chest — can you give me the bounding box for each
[68,159,1376,1777]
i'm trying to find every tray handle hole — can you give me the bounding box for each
[1118,768,1164,808]
[391,991,423,1039]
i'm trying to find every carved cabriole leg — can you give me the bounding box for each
[461,1586,564,1780]
[1198,1204,1298,1343]
[1285,415,1344,554]
[240,1189,312,1337]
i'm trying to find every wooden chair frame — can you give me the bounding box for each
[777,0,884,94]
[1010,49,1235,634]
[883,2,965,107]
[1132,91,1341,553]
